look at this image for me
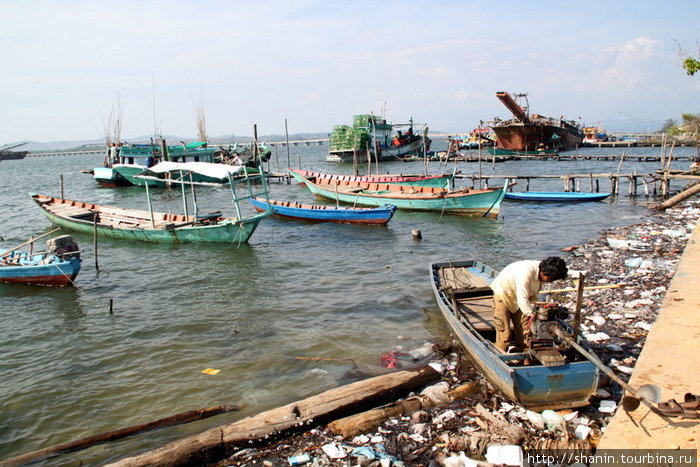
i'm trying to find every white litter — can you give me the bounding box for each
[485,445,523,466]
[321,443,347,459]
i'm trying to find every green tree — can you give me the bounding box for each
[675,40,700,76]
[683,58,700,76]
[660,118,677,133]
[681,113,700,136]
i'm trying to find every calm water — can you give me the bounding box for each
[0,140,695,464]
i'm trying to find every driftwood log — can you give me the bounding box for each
[328,381,480,439]
[0,405,240,466]
[653,181,700,210]
[106,366,441,467]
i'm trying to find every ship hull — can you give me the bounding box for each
[492,122,583,151]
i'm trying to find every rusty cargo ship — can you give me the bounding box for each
[489,92,583,152]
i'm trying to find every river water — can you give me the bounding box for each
[0,140,695,464]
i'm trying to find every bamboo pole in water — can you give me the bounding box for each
[0,405,241,466]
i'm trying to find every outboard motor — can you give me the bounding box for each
[527,302,571,366]
[47,235,80,260]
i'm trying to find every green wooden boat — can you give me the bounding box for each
[487,147,559,158]
[291,170,508,217]
[110,141,221,187]
[96,141,270,188]
[289,168,456,189]
[32,165,272,244]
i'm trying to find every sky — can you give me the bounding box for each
[2,0,699,144]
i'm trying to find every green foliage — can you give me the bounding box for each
[680,113,700,136]
[666,124,681,137]
[683,57,700,76]
[660,118,677,133]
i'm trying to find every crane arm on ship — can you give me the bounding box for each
[496,91,530,124]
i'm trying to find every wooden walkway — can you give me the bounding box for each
[596,218,700,454]
[458,172,700,197]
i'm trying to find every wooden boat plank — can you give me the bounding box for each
[455,296,495,332]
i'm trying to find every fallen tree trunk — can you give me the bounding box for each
[106,366,440,467]
[653,181,700,210]
[328,381,480,439]
[1,405,240,466]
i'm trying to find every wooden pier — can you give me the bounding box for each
[459,171,700,198]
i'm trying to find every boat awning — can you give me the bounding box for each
[137,161,246,182]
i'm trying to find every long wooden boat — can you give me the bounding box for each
[430,259,599,410]
[289,168,456,189]
[486,147,560,158]
[33,164,272,244]
[505,192,611,202]
[250,197,397,225]
[1,235,81,286]
[290,170,508,217]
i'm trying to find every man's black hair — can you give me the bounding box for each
[539,256,568,281]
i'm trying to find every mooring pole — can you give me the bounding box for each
[93,214,99,271]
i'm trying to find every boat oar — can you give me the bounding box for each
[1,228,61,256]
[548,324,669,422]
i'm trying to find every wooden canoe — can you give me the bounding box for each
[30,194,269,244]
[290,170,507,217]
[1,235,81,286]
[289,168,456,189]
[250,197,396,225]
[429,259,599,410]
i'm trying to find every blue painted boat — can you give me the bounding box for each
[1,234,81,286]
[250,197,397,225]
[430,259,599,410]
[505,192,611,202]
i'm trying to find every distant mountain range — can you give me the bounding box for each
[4,133,333,152]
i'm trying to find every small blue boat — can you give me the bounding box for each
[1,234,82,287]
[430,259,599,410]
[505,191,611,202]
[250,197,397,225]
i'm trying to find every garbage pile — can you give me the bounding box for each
[214,200,700,467]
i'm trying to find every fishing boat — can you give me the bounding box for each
[326,114,431,162]
[290,170,508,217]
[429,259,599,410]
[250,197,397,225]
[487,92,583,152]
[582,124,609,144]
[94,141,221,187]
[289,168,456,189]
[486,147,560,158]
[0,143,29,161]
[505,192,611,202]
[1,233,81,286]
[93,141,269,188]
[32,163,271,244]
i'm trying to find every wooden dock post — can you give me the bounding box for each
[93,214,99,271]
[59,174,64,199]
[642,176,650,197]
[284,118,291,170]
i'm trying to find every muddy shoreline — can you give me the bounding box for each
[211,200,700,467]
